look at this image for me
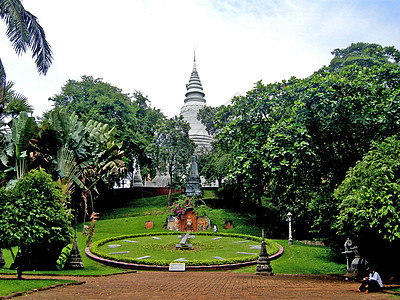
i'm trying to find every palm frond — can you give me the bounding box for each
[10,111,35,158]
[4,81,32,116]
[0,0,30,55]
[25,11,52,75]
[56,146,86,195]
[0,58,6,104]
[0,0,52,74]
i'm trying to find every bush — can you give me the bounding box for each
[0,169,73,276]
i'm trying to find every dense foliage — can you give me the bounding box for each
[329,42,400,72]
[147,116,195,203]
[49,76,164,181]
[0,109,125,218]
[206,43,400,250]
[335,136,400,242]
[0,169,72,277]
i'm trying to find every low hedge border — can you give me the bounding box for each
[88,232,282,270]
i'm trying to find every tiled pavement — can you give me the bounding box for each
[9,272,397,299]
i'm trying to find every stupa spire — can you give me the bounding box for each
[180,52,213,150]
[184,51,205,103]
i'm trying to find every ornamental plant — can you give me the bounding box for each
[167,195,195,217]
[0,169,73,279]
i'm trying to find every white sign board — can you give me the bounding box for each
[169,263,186,272]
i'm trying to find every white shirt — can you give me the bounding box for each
[369,271,383,287]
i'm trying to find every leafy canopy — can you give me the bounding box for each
[334,135,400,242]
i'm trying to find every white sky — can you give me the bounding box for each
[1,0,400,118]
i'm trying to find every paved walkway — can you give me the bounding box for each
[4,272,397,299]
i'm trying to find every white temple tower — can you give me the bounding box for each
[180,54,213,151]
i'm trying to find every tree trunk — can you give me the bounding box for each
[218,177,222,188]
[168,169,173,206]
[16,250,23,280]
[257,197,262,208]
[17,266,23,280]
[168,188,172,206]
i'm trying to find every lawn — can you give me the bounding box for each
[0,279,77,297]
[235,239,346,274]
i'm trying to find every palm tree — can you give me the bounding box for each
[0,81,32,134]
[0,0,53,102]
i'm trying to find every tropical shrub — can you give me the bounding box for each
[0,169,73,278]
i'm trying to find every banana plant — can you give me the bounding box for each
[0,111,36,182]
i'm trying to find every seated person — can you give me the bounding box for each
[356,267,383,293]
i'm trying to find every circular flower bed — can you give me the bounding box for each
[89,232,281,267]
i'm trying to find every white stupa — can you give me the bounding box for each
[180,54,213,151]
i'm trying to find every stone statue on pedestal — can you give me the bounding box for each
[184,156,202,197]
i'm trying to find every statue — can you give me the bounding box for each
[342,238,368,277]
[184,156,202,197]
[343,238,353,271]
[186,217,193,231]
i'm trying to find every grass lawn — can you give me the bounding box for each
[234,240,346,274]
[0,279,77,297]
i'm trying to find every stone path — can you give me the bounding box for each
[4,272,397,299]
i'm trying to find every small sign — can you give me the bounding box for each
[109,251,130,254]
[211,237,222,240]
[236,252,257,255]
[169,263,186,272]
[123,240,139,243]
[151,236,161,240]
[233,240,250,243]
[108,244,122,248]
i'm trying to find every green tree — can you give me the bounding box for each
[0,0,52,101]
[212,46,400,239]
[148,116,195,204]
[196,148,230,188]
[0,169,72,279]
[329,42,400,72]
[0,109,125,220]
[334,135,400,242]
[37,109,125,218]
[333,135,400,270]
[50,76,163,181]
[197,105,226,136]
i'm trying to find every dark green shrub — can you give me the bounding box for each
[0,169,73,277]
